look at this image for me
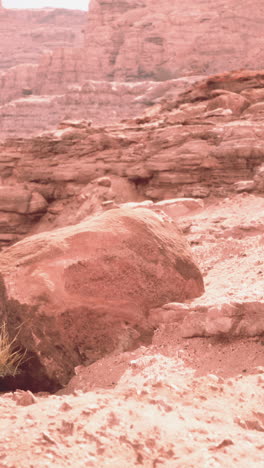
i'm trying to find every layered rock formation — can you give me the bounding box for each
[1,69,264,248]
[0,7,86,71]
[2,0,264,137]
[85,0,264,81]
[0,6,89,137]
[0,7,87,111]
[0,77,198,137]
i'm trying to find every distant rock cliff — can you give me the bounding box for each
[1,0,264,138]
[0,7,86,71]
[84,0,264,81]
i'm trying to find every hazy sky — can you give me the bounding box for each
[3,1,88,9]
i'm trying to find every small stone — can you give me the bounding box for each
[13,390,37,406]
[207,374,219,383]
[59,401,73,411]
[210,439,234,450]
[253,366,264,374]
[42,432,58,445]
[60,419,74,436]
[97,177,111,187]
[234,180,255,193]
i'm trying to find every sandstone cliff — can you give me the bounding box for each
[0,7,87,109]
[84,0,264,81]
[0,7,86,71]
[2,0,264,138]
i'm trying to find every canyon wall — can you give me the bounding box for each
[0,7,86,71]
[0,6,89,138]
[84,0,264,81]
[2,0,264,137]
[1,70,264,248]
[0,74,199,137]
[0,7,87,106]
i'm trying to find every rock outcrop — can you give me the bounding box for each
[84,0,264,81]
[149,192,264,339]
[0,7,86,71]
[0,6,90,137]
[2,0,264,137]
[0,7,87,111]
[0,207,204,388]
[1,69,264,248]
[3,0,264,88]
[0,77,197,137]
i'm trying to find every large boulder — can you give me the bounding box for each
[0,185,48,250]
[0,207,204,389]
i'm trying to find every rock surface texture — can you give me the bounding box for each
[0,207,203,388]
[1,69,264,247]
[0,353,264,467]
[85,0,264,81]
[2,0,264,136]
[0,3,264,467]
[0,7,85,71]
[0,78,198,137]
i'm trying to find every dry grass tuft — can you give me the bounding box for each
[0,322,27,378]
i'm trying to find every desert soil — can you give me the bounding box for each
[0,193,263,467]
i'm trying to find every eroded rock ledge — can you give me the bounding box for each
[1,70,264,248]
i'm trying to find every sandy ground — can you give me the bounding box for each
[0,193,263,467]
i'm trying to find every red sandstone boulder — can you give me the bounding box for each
[206,91,250,115]
[0,186,47,214]
[0,207,204,388]
[0,186,48,249]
